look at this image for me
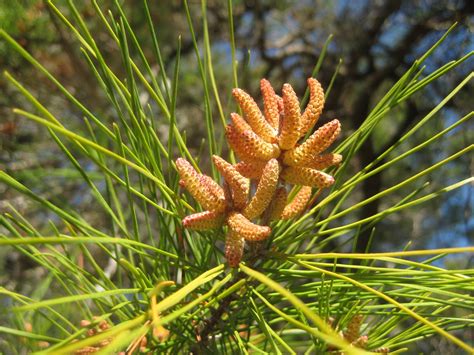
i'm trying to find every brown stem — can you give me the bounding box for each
[191,272,245,353]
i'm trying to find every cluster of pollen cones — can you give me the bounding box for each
[327,314,389,353]
[176,78,342,267]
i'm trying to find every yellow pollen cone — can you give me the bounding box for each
[279,83,301,150]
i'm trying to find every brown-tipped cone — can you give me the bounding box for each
[243,159,281,220]
[283,119,341,166]
[260,78,280,130]
[281,186,312,220]
[305,153,343,170]
[227,212,271,242]
[176,158,226,212]
[225,230,245,267]
[234,160,266,179]
[226,125,280,162]
[212,155,249,210]
[343,314,363,343]
[182,210,224,230]
[300,78,325,136]
[281,166,335,188]
[278,83,301,150]
[232,88,277,143]
[269,187,288,221]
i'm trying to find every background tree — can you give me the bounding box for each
[2,0,471,254]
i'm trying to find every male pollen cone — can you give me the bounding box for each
[305,153,343,170]
[225,125,280,162]
[300,77,325,136]
[232,88,277,143]
[227,212,271,242]
[281,186,313,220]
[281,166,335,188]
[260,78,280,130]
[283,119,341,166]
[212,155,249,210]
[243,159,280,220]
[176,158,226,212]
[225,230,245,267]
[269,187,288,221]
[278,83,301,150]
[182,210,224,230]
[344,315,363,343]
[234,160,267,179]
